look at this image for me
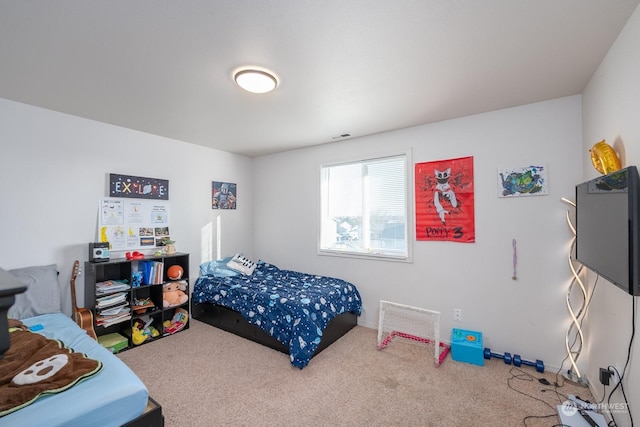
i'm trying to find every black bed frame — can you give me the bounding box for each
[123,396,164,427]
[191,301,358,359]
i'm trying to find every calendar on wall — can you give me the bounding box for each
[98,198,171,251]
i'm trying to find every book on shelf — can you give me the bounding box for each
[95,292,132,327]
[95,280,131,294]
[139,260,164,285]
[96,312,132,328]
[96,292,128,308]
[97,302,130,316]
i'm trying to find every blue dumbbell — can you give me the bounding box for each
[513,354,545,373]
[483,348,512,365]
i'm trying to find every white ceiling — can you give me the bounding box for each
[1,1,638,157]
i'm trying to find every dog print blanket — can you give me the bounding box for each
[0,327,102,417]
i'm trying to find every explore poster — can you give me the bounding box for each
[415,156,475,243]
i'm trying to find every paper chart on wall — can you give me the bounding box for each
[98,198,171,251]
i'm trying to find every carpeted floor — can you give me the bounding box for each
[118,319,595,427]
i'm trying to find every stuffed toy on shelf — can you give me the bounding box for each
[131,318,159,345]
[163,280,188,307]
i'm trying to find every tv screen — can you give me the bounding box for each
[575,166,640,296]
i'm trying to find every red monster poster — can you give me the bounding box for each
[415,156,475,243]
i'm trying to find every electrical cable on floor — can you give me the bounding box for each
[524,413,566,426]
[505,366,564,426]
[540,387,570,402]
[509,361,597,426]
[554,353,570,388]
[507,367,555,410]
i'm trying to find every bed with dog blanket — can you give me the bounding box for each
[0,322,102,417]
[0,314,151,427]
[1,263,158,427]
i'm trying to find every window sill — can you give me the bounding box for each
[317,249,412,263]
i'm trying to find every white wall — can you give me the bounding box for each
[253,95,583,369]
[0,98,253,315]
[582,4,640,426]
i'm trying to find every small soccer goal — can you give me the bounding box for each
[377,300,450,366]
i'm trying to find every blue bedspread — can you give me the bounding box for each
[193,262,362,368]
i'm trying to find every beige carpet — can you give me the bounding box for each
[118,319,595,427]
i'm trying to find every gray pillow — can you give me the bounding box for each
[7,264,61,320]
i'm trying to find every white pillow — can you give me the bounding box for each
[226,253,257,276]
[7,264,62,320]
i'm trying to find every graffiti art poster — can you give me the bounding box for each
[497,165,547,197]
[415,156,475,243]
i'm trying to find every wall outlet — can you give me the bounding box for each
[454,308,462,322]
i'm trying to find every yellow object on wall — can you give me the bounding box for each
[590,140,621,175]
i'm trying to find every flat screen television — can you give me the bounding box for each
[575,165,640,296]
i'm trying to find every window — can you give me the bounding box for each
[320,154,409,260]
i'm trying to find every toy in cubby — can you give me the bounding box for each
[132,296,155,315]
[131,317,160,345]
[164,308,189,335]
[131,271,143,288]
[162,280,188,307]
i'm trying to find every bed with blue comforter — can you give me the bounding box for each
[192,260,362,368]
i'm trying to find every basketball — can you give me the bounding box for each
[167,265,184,280]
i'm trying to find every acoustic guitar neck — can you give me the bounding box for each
[70,260,98,341]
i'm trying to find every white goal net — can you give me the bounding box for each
[377,300,449,366]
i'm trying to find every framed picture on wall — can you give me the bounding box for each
[109,173,169,200]
[212,181,237,209]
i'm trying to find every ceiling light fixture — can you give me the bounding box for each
[233,68,278,94]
